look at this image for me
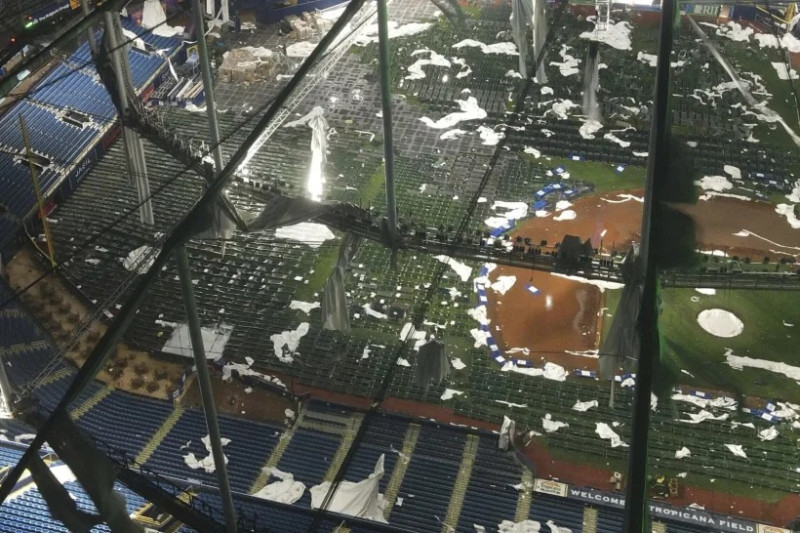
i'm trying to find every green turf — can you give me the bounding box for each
[545,157,647,195]
[294,163,386,301]
[721,41,800,149]
[360,163,386,208]
[293,244,341,301]
[658,288,800,401]
[601,288,622,342]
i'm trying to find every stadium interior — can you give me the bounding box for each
[1,0,800,531]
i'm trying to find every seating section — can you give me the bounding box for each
[529,493,585,532]
[341,413,408,493]
[456,435,522,532]
[0,100,101,163]
[0,17,179,242]
[388,423,463,531]
[663,522,723,533]
[0,446,146,533]
[119,18,183,52]
[34,370,102,415]
[31,65,117,122]
[144,408,282,494]
[277,428,341,488]
[597,506,624,532]
[188,490,343,533]
[0,281,63,389]
[76,389,174,456]
[0,418,36,441]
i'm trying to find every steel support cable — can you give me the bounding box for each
[0,0,370,506]
[306,2,571,530]
[622,0,677,530]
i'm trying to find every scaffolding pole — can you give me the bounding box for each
[623,0,677,530]
[19,115,56,268]
[192,0,225,172]
[175,246,237,533]
[80,0,99,55]
[103,11,154,225]
[376,0,397,235]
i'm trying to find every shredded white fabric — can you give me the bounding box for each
[596,422,628,448]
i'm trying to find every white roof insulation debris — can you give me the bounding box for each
[553,210,577,221]
[694,288,716,295]
[251,468,306,504]
[434,255,472,282]
[441,388,464,401]
[550,273,624,292]
[724,444,747,458]
[601,194,643,204]
[122,245,158,274]
[183,435,231,473]
[603,132,631,148]
[579,119,602,139]
[680,409,729,424]
[478,126,505,146]
[491,276,517,295]
[405,49,451,80]
[549,45,580,77]
[163,323,232,361]
[580,19,632,50]
[542,413,569,433]
[452,39,518,55]
[354,22,431,46]
[775,203,800,229]
[723,165,742,180]
[670,393,737,410]
[715,21,754,42]
[596,422,628,448]
[269,323,310,363]
[498,520,571,532]
[572,400,598,412]
[440,128,468,140]
[786,180,800,202]
[309,454,388,522]
[695,175,733,192]
[725,348,800,383]
[524,146,541,158]
[502,361,568,382]
[420,97,487,129]
[286,41,317,58]
[363,304,389,320]
[275,222,335,248]
[759,427,779,441]
[289,300,320,314]
[675,447,691,459]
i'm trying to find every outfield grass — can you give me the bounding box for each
[360,163,386,208]
[294,164,386,301]
[722,41,800,150]
[602,286,800,400]
[658,288,800,401]
[523,154,647,194]
[601,288,622,342]
[293,244,342,301]
[546,158,647,195]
